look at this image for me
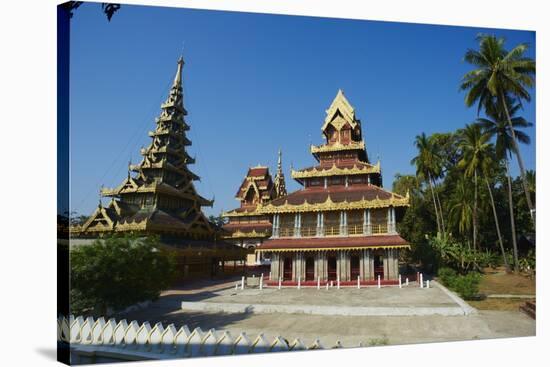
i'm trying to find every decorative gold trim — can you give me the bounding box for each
[310,140,365,154]
[291,162,380,179]
[321,89,358,132]
[255,193,409,214]
[257,244,410,252]
[222,209,264,217]
[222,229,271,239]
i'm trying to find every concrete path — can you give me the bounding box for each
[179,280,475,316]
[118,278,535,347]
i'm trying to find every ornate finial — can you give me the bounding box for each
[173,55,184,87]
[274,149,287,198]
[405,189,410,199]
[98,185,104,207]
[127,159,132,178]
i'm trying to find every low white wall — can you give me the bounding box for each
[58,314,341,362]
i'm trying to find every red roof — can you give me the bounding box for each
[269,184,401,206]
[248,167,269,177]
[260,234,408,250]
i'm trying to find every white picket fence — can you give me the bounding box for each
[58,315,346,361]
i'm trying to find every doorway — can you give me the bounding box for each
[327,255,337,280]
[305,256,315,281]
[373,251,384,279]
[283,256,293,280]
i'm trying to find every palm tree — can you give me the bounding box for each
[411,133,445,236]
[479,146,509,271]
[457,123,491,251]
[477,98,532,272]
[460,34,536,226]
[448,176,473,244]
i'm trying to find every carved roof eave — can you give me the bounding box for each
[257,244,411,253]
[222,229,271,239]
[255,194,410,215]
[321,90,357,132]
[130,162,199,180]
[310,140,365,155]
[291,162,380,179]
[222,208,263,218]
[236,180,261,200]
[101,183,209,204]
[80,206,116,232]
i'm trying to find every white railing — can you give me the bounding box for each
[59,314,345,361]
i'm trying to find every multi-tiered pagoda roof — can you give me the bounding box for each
[73,57,218,241]
[259,89,409,253]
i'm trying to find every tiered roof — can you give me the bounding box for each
[256,185,409,214]
[234,166,276,206]
[74,57,217,239]
[259,89,409,251]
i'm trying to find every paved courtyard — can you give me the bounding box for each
[183,285,457,307]
[119,277,535,348]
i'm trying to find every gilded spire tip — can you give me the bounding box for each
[173,56,184,87]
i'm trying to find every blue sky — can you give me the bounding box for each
[69,3,536,217]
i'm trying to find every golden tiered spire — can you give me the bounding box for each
[274,149,287,198]
[76,56,216,238]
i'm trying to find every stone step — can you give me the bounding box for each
[525,300,536,312]
[519,303,536,320]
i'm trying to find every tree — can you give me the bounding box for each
[411,133,446,236]
[477,97,533,271]
[70,235,176,316]
[392,174,420,197]
[461,34,536,225]
[448,176,473,242]
[479,151,510,270]
[61,2,121,21]
[209,214,228,228]
[457,123,492,251]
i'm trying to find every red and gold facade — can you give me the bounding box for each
[222,156,286,265]
[258,90,410,284]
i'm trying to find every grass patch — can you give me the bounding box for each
[479,269,535,295]
[467,298,526,311]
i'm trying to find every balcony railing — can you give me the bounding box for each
[324,226,340,236]
[279,227,295,237]
[347,224,364,235]
[371,223,388,234]
[276,223,392,238]
[300,227,317,237]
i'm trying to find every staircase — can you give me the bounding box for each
[519,300,536,319]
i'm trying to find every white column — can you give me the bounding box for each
[387,207,392,233]
[324,177,328,188]
[272,214,280,238]
[317,212,324,237]
[345,176,349,187]
[365,209,372,235]
[340,211,348,236]
[294,213,301,238]
[260,274,263,290]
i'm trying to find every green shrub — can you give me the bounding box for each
[70,235,177,316]
[437,267,457,287]
[451,272,481,300]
